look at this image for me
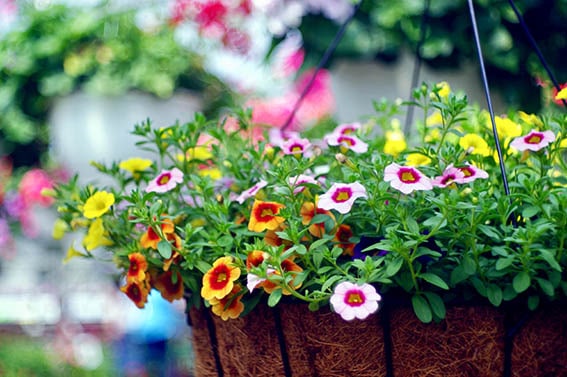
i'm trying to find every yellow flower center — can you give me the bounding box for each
[526,134,543,144]
[158,173,172,185]
[346,291,365,306]
[217,272,227,283]
[401,171,416,182]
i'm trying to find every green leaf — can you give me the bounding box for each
[513,271,531,293]
[495,257,515,271]
[462,255,476,275]
[216,235,233,248]
[411,294,432,323]
[539,250,562,272]
[450,265,469,285]
[423,292,446,319]
[536,278,555,297]
[312,249,324,269]
[386,257,404,277]
[321,275,343,293]
[486,284,503,306]
[406,216,419,235]
[521,206,540,219]
[157,240,172,259]
[527,295,540,311]
[420,273,449,290]
[267,289,282,307]
[477,224,501,239]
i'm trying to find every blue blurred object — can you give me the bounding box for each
[114,289,186,377]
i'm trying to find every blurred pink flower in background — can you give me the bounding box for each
[18,168,55,207]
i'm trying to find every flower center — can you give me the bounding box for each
[209,265,231,290]
[459,167,474,177]
[398,168,419,183]
[260,208,275,218]
[338,136,354,146]
[158,173,172,186]
[525,133,543,144]
[217,272,227,283]
[332,188,352,203]
[290,144,304,153]
[441,174,456,185]
[345,290,365,307]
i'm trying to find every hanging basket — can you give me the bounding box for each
[187,301,567,377]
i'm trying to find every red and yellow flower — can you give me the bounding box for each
[201,256,241,301]
[300,201,335,238]
[121,278,151,309]
[126,252,148,283]
[140,218,176,250]
[260,258,303,295]
[248,200,285,232]
[210,284,245,321]
[153,269,184,302]
[334,224,355,256]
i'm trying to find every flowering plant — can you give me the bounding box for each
[0,159,57,258]
[51,82,567,323]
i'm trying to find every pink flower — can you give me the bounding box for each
[271,30,305,78]
[317,182,367,214]
[288,174,318,194]
[146,168,184,193]
[268,128,301,148]
[510,129,556,152]
[247,95,299,130]
[325,133,368,153]
[18,169,54,207]
[294,69,335,124]
[282,137,311,156]
[432,164,466,188]
[330,281,381,321]
[236,180,268,204]
[384,163,433,194]
[455,164,489,183]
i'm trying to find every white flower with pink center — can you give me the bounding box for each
[325,133,368,153]
[384,163,433,194]
[288,174,318,194]
[317,182,367,214]
[236,180,268,204]
[432,164,466,188]
[330,281,382,321]
[333,122,361,135]
[282,137,312,155]
[510,129,556,152]
[456,163,489,183]
[145,168,183,193]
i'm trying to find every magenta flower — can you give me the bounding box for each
[432,164,466,188]
[145,168,183,193]
[510,129,556,152]
[325,133,368,153]
[282,137,312,156]
[317,182,367,214]
[330,281,381,321]
[456,163,489,183]
[288,174,318,194]
[236,180,268,204]
[384,163,433,194]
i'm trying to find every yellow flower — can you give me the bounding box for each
[119,157,152,174]
[406,153,432,166]
[426,112,443,127]
[493,116,522,139]
[384,123,407,157]
[201,256,241,301]
[248,200,286,232]
[63,242,87,264]
[518,111,543,129]
[52,218,69,240]
[177,146,213,162]
[432,81,451,99]
[459,134,490,156]
[555,87,567,101]
[83,218,113,251]
[198,167,222,180]
[83,191,115,219]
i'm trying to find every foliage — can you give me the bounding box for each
[51,82,567,323]
[0,2,234,168]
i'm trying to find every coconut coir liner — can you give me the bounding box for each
[189,302,567,377]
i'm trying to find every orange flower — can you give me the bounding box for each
[300,202,336,238]
[248,200,285,232]
[201,256,241,301]
[260,258,303,295]
[153,269,184,302]
[210,284,245,321]
[140,218,175,249]
[333,224,355,256]
[127,252,148,282]
[121,279,151,309]
[246,250,269,270]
